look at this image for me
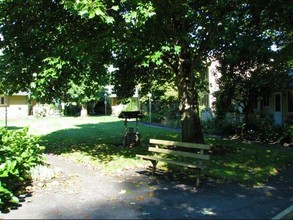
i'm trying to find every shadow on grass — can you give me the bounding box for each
[4,126,24,130]
[40,120,180,165]
[39,119,293,184]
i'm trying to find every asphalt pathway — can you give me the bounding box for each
[1,153,293,219]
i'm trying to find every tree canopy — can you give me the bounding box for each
[0,0,292,143]
[213,0,292,121]
[0,0,111,103]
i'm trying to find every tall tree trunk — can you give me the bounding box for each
[80,104,88,117]
[177,68,204,144]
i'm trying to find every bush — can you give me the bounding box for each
[205,115,292,144]
[141,100,180,128]
[203,118,239,135]
[33,104,62,118]
[0,128,45,210]
[64,103,82,116]
[243,116,292,143]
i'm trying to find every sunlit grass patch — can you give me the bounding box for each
[205,138,293,185]
[2,116,293,184]
[60,144,150,174]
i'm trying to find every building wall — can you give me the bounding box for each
[259,90,293,124]
[200,60,220,122]
[282,90,293,122]
[0,95,29,119]
[207,60,221,111]
[203,61,293,125]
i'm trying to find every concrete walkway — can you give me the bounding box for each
[1,153,293,219]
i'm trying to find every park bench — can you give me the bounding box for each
[136,139,211,186]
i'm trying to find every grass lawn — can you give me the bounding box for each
[1,116,293,185]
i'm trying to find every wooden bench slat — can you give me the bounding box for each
[148,147,210,160]
[136,139,210,187]
[136,154,204,169]
[150,139,211,150]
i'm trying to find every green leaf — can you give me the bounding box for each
[111,5,119,11]
[174,45,181,54]
[10,196,19,204]
[162,46,171,51]
[105,16,115,24]
[95,8,104,16]
[30,82,37,89]
[0,184,10,194]
[0,170,8,178]
[79,9,89,17]
[89,11,96,19]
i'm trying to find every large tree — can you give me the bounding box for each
[107,0,292,142]
[0,0,111,103]
[213,0,293,122]
[109,1,234,143]
[0,0,291,143]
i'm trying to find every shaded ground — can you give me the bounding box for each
[1,153,293,219]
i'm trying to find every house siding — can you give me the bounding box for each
[0,95,29,119]
[203,61,293,125]
[281,90,293,123]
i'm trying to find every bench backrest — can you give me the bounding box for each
[149,139,210,160]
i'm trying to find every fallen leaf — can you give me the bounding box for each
[149,186,157,190]
[147,192,154,197]
[119,190,126,194]
[265,191,272,196]
[136,195,144,201]
[142,211,150,216]
[84,214,91,218]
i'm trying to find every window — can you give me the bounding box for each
[288,91,293,112]
[275,93,281,112]
[263,95,270,107]
[0,96,5,105]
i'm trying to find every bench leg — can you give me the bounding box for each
[151,160,158,175]
[196,168,201,187]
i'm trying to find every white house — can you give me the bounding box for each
[202,60,293,125]
[260,78,293,125]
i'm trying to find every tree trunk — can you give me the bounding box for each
[243,95,256,124]
[181,106,204,143]
[80,104,88,117]
[177,69,204,144]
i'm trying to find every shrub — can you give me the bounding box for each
[243,115,292,143]
[0,128,45,210]
[205,115,292,144]
[64,103,82,116]
[203,118,239,135]
[33,104,62,118]
[141,100,180,128]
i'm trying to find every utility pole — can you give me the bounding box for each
[104,93,107,115]
[147,93,152,123]
[4,96,8,128]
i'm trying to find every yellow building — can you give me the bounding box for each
[0,92,30,119]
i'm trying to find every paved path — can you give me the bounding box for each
[1,153,293,219]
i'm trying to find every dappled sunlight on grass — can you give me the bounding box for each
[31,116,178,173]
[2,116,293,184]
[60,144,151,173]
[206,137,293,184]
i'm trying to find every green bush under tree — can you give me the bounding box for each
[204,115,292,144]
[0,128,45,210]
